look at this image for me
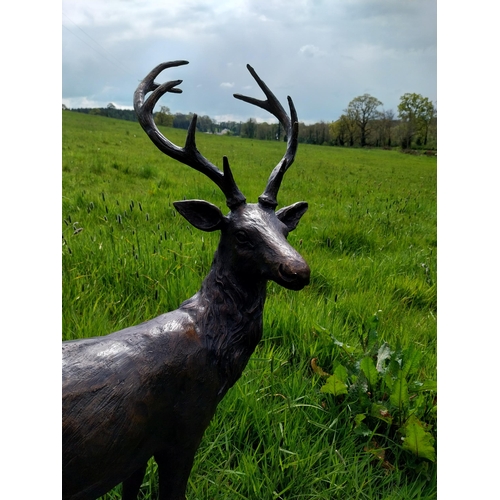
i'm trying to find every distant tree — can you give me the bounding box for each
[173,112,194,130]
[62,104,68,110]
[104,102,118,118]
[346,94,383,147]
[426,113,438,150]
[256,122,273,141]
[242,118,257,139]
[419,102,436,147]
[154,106,174,127]
[197,115,215,133]
[329,120,343,146]
[372,109,396,148]
[330,114,357,146]
[303,121,330,145]
[398,93,435,148]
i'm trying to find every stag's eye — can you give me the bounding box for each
[235,230,250,244]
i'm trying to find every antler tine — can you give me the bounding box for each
[134,61,246,210]
[234,64,299,208]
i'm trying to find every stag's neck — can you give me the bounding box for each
[180,250,267,395]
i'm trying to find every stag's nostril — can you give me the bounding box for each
[278,264,296,283]
[277,262,310,290]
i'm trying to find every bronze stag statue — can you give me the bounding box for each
[62,60,310,500]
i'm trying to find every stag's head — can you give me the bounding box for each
[134,61,310,291]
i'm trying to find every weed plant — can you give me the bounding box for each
[62,111,437,499]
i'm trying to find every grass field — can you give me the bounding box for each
[62,110,437,499]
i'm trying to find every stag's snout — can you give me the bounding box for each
[276,260,310,290]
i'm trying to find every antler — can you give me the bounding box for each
[234,64,299,209]
[133,60,246,210]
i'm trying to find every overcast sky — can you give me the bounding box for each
[62,0,436,124]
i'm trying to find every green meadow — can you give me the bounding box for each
[62,110,437,499]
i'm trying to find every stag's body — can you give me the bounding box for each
[63,307,220,500]
[63,61,310,500]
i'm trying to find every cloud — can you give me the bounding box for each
[62,0,437,122]
[299,44,327,58]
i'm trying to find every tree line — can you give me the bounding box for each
[329,93,436,149]
[64,92,436,150]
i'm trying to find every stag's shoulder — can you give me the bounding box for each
[62,310,203,375]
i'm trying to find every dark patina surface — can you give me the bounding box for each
[62,61,310,500]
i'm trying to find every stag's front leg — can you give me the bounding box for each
[154,445,200,500]
[121,463,147,500]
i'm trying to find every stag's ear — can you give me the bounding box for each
[276,201,308,232]
[174,200,226,232]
